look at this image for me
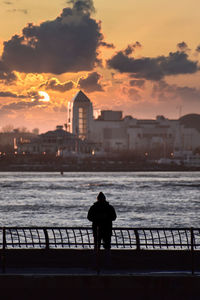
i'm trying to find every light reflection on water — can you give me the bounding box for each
[0,171,199,227]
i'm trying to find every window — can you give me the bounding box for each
[79,107,87,139]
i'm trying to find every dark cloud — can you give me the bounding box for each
[196,45,200,53]
[0,61,17,84]
[0,0,105,75]
[122,86,141,101]
[128,88,141,101]
[152,80,200,103]
[0,100,43,111]
[78,71,104,92]
[107,45,198,81]
[124,42,141,56]
[1,100,48,112]
[67,0,95,14]
[100,41,115,49]
[177,42,189,52]
[27,90,42,101]
[0,89,51,114]
[40,78,74,92]
[129,79,145,87]
[0,91,25,98]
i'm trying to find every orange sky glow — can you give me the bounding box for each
[0,0,200,132]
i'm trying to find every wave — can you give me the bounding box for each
[162,183,200,188]
[0,203,80,212]
[137,185,151,189]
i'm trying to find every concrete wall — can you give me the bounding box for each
[1,249,199,272]
[0,249,200,300]
[1,273,200,300]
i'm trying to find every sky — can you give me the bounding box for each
[1,0,200,132]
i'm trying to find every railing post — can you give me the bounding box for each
[96,226,100,274]
[191,227,194,275]
[2,227,6,273]
[134,229,140,251]
[44,228,49,250]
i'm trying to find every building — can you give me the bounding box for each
[91,110,127,152]
[0,130,37,154]
[67,91,200,158]
[17,125,93,156]
[67,90,93,140]
[91,113,178,157]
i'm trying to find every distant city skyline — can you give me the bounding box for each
[0,0,200,132]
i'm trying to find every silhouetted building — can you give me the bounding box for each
[17,125,93,155]
[67,90,93,140]
[67,91,200,158]
[0,130,37,154]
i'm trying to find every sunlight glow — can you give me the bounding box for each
[38,91,50,102]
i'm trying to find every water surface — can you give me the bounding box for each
[0,172,199,227]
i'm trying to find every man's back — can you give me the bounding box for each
[87,192,117,249]
[87,200,116,229]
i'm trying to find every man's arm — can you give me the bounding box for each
[87,206,94,222]
[109,205,117,221]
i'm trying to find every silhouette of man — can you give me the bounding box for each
[87,192,117,249]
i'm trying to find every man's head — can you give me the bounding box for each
[97,192,106,202]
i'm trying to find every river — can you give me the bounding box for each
[0,171,199,227]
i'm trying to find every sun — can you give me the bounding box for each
[38,91,50,102]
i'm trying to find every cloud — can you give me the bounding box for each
[152,80,200,103]
[78,71,104,92]
[128,88,141,101]
[40,78,74,92]
[124,42,141,55]
[0,0,107,75]
[177,41,190,52]
[0,91,51,113]
[107,44,198,81]
[0,88,52,116]
[0,91,25,98]
[100,41,115,49]
[0,99,48,112]
[129,79,145,88]
[122,86,141,101]
[67,0,95,14]
[0,61,17,84]
[196,45,200,53]
[27,90,43,101]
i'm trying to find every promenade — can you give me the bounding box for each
[0,264,200,300]
[0,226,200,299]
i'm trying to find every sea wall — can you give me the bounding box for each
[0,249,200,299]
[0,273,200,300]
[1,249,199,272]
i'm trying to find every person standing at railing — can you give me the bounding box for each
[87,192,117,250]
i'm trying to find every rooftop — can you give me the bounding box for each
[72,90,91,103]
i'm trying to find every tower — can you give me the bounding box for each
[67,90,93,140]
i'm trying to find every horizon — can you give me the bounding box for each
[0,0,200,132]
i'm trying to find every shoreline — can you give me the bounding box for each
[0,164,200,172]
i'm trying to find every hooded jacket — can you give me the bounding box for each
[87,200,117,236]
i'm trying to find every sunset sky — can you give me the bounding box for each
[1,0,200,132]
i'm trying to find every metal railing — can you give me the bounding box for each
[0,227,199,250]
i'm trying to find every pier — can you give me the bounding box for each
[0,227,200,299]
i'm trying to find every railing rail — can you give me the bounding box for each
[0,227,199,250]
